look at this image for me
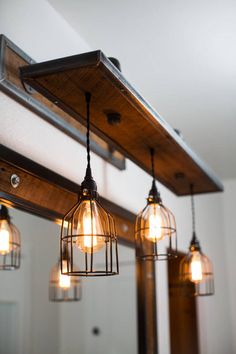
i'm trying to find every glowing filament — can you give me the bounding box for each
[190,252,203,282]
[0,221,10,255]
[77,200,105,253]
[59,261,71,289]
[145,204,163,242]
[148,213,162,241]
[83,213,98,249]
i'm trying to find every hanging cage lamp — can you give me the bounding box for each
[0,204,21,270]
[179,185,214,296]
[60,93,119,276]
[49,247,81,302]
[135,148,177,260]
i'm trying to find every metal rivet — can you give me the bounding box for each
[10,174,20,188]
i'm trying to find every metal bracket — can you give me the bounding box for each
[0,34,126,171]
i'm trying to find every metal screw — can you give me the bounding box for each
[10,174,20,188]
[106,112,121,126]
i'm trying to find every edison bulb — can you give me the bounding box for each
[76,200,105,253]
[0,220,11,255]
[59,260,71,289]
[145,204,164,242]
[190,251,203,282]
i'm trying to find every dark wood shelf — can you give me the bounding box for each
[20,50,223,196]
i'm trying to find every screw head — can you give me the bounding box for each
[106,112,121,126]
[10,174,20,188]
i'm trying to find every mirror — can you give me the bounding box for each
[0,208,137,354]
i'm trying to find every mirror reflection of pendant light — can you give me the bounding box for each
[49,246,81,302]
[60,93,119,276]
[135,148,177,260]
[0,204,21,270]
[179,184,214,296]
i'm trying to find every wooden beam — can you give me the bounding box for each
[20,49,223,196]
[0,145,134,246]
[136,255,158,354]
[0,34,125,171]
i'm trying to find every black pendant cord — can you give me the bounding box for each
[0,204,10,221]
[81,92,97,193]
[190,184,196,235]
[85,92,92,178]
[150,147,155,183]
[148,148,161,202]
[150,148,157,193]
[190,184,200,250]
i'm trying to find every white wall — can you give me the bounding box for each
[59,246,137,354]
[156,190,234,354]
[0,210,32,354]
[0,1,234,353]
[0,208,60,354]
[0,208,137,354]
[223,179,236,353]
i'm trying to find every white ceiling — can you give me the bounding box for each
[49,0,236,180]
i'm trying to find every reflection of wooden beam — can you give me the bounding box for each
[0,145,134,246]
[0,144,158,354]
[136,249,158,354]
[168,252,199,354]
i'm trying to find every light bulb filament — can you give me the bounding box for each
[60,260,71,289]
[190,256,203,282]
[76,200,105,253]
[148,213,162,241]
[59,273,71,289]
[0,228,10,255]
[83,214,98,249]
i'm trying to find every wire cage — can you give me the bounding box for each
[179,184,214,296]
[179,245,214,296]
[135,196,177,260]
[0,205,20,270]
[60,190,119,276]
[135,148,177,261]
[49,259,81,302]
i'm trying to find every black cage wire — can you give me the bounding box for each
[0,205,20,270]
[49,257,81,302]
[135,148,177,260]
[179,185,214,296]
[60,92,119,277]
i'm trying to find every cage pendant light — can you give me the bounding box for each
[0,205,20,270]
[49,246,81,302]
[135,148,177,260]
[60,93,119,276]
[179,185,214,296]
